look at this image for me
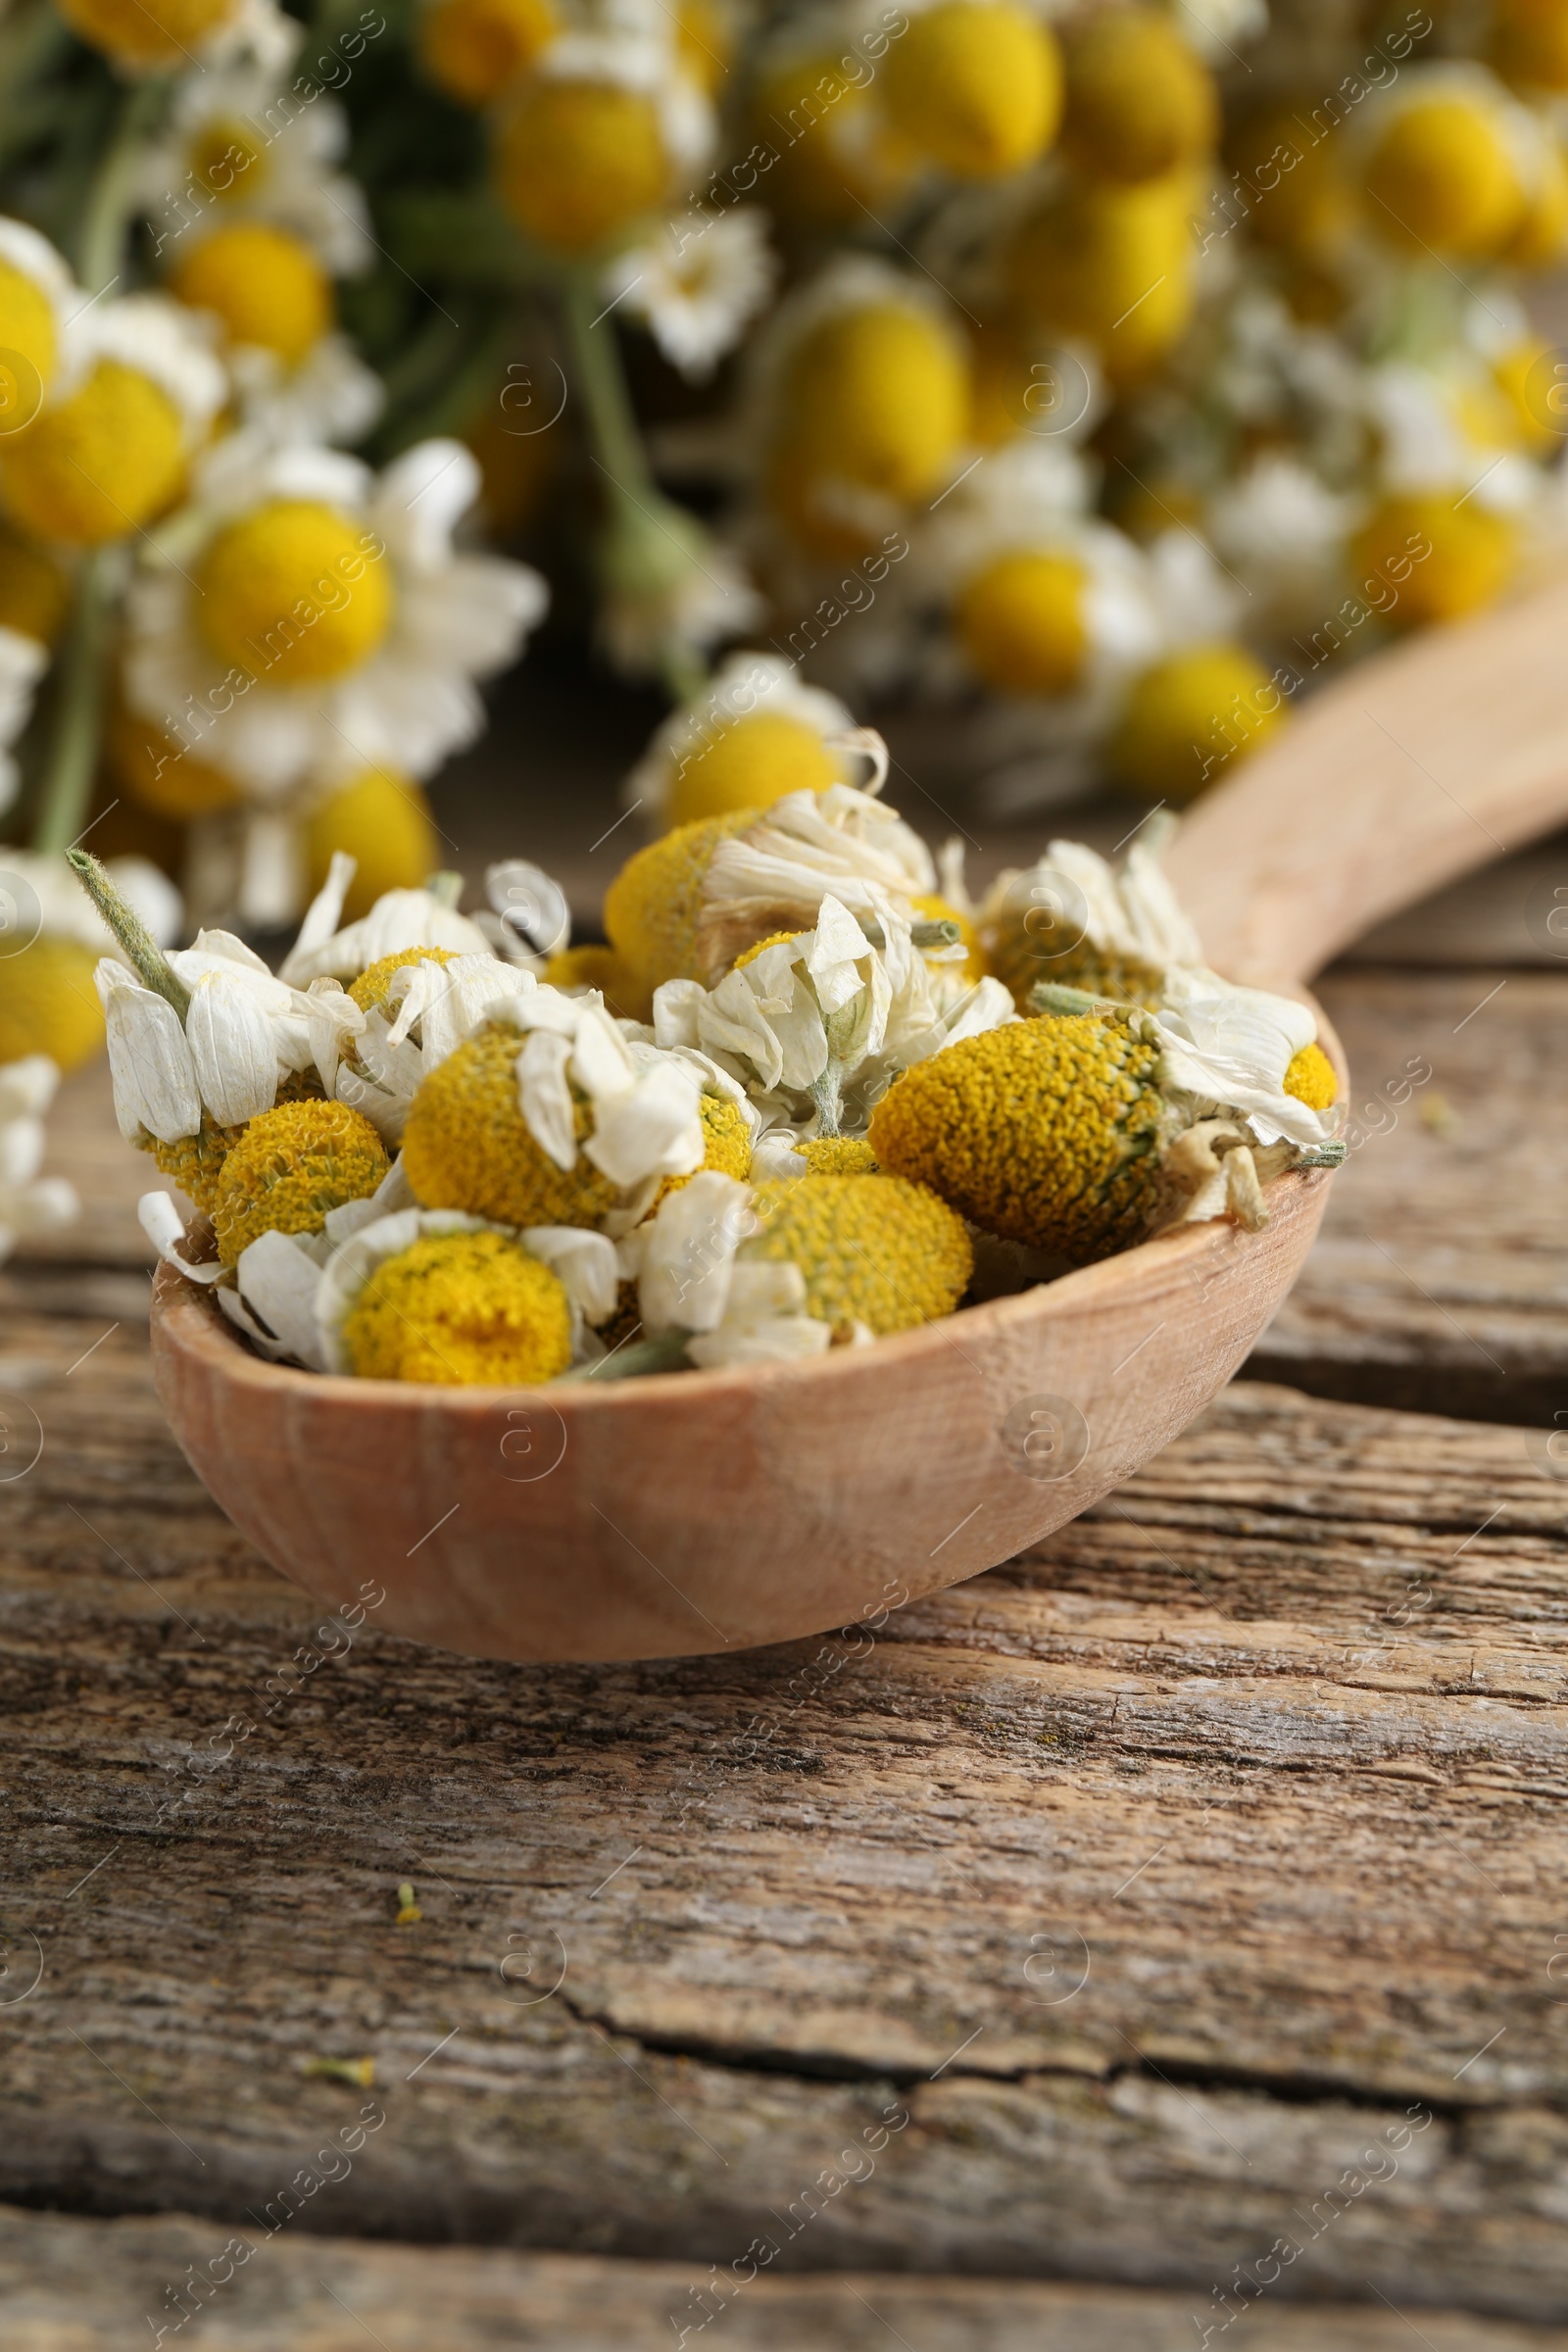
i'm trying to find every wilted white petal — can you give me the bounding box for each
[516,1028,577,1171]
[306,978,365,1095]
[569,1003,636,1103]
[497,984,578,1038]
[288,851,356,970]
[219,1284,302,1361]
[652,979,705,1052]
[186,969,278,1128]
[749,1130,808,1181]
[639,1170,753,1335]
[102,967,200,1143]
[688,1315,831,1368]
[409,953,517,1067]
[0,1114,43,1187]
[233,1229,329,1369]
[323,1152,415,1244]
[0,1055,61,1120]
[2,1174,76,1242]
[138,1190,225,1284]
[521,1226,619,1325]
[805,896,870,1017]
[585,1059,703,1188]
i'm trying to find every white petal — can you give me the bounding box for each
[185,969,278,1128]
[568,1003,636,1103]
[521,1226,619,1325]
[652,979,705,1052]
[0,1114,43,1187]
[584,1060,703,1189]
[516,1029,577,1172]
[0,1054,60,1119]
[138,1190,225,1284]
[287,852,357,973]
[233,1229,329,1369]
[102,969,200,1144]
[688,1316,831,1369]
[305,978,365,1096]
[639,1170,753,1335]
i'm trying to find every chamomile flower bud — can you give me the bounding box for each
[1361,77,1531,259]
[1,296,225,546]
[1059,7,1216,185]
[1351,494,1516,626]
[1007,174,1198,387]
[883,0,1063,180]
[170,222,331,368]
[212,1096,388,1264]
[870,981,1342,1264]
[0,220,74,416]
[1109,643,1283,803]
[496,36,711,255]
[419,0,559,105]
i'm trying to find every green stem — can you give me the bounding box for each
[30,546,112,859]
[65,849,190,1017]
[74,74,168,294]
[0,2,71,179]
[560,269,660,500]
[559,1331,694,1383]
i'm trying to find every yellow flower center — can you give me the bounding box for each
[0,523,68,643]
[780,302,969,503]
[496,78,670,254]
[954,549,1089,698]
[213,1098,390,1267]
[1284,1042,1337,1110]
[1,361,187,546]
[1060,7,1216,184]
[731,928,804,972]
[188,116,270,201]
[348,945,460,1014]
[0,259,57,416]
[883,0,1062,179]
[305,770,439,918]
[541,943,652,1024]
[171,223,330,366]
[1501,135,1568,265]
[666,710,840,830]
[109,700,240,819]
[144,1115,243,1211]
[603,808,755,990]
[1364,99,1525,258]
[799,1136,879,1174]
[869,1012,1166,1262]
[1008,175,1198,386]
[343,1229,572,1386]
[1109,643,1284,804]
[753,52,916,226]
[197,500,393,685]
[746,1173,971,1335]
[0,937,105,1072]
[418,0,558,107]
[1493,0,1568,88]
[54,0,236,69]
[656,1090,753,1203]
[403,1021,622,1227]
[1350,494,1516,629]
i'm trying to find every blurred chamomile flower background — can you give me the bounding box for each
[2,0,1568,1092]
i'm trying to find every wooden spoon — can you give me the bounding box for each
[151,585,1568,1662]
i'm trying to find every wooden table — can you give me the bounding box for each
[3,921,1567,2347]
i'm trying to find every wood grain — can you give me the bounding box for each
[3,1275,1567,2321]
[4,2205,1564,2351]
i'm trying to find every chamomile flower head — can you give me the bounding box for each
[1358,66,1542,260]
[56,0,241,73]
[341,1226,573,1385]
[882,0,1063,181]
[603,208,776,384]
[751,33,919,228]
[749,260,971,556]
[1493,0,1568,90]
[1352,492,1516,626]
[870,978,1342,1263]
[122,437,548,804]
[977,824,1203,1013]
[1007,172,1199,387]
[301,772,442,922]
[625,653,860,831]
[403,986,708,1233]
[606,767,937,992]
[1,294,225,546]
[744,1171,973,1336]
[95,926,320,1152]
[137,32,373,275]
[1109,642,1285,803]
[1059,6,1217,185]
[0,852,180,1071]
[279,856,497,987]
[496,32,714,255]
[0,219,75,416]
[418,0,559,106]
[0,1055,79,1264]
[212,1094,388,1264]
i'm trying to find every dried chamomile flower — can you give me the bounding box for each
[977,822,1201,1013]
[743,1173,972,1338]
[623,653,860,832]
[341,1228,573,1386]
[495,32,711,256]
[212,1097,389,1265]
[869,978,1345,1263]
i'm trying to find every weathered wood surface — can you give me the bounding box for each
[1254,967,1568,1423]
[5,2206,1566,2352]
[3,1289,1568,2320]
